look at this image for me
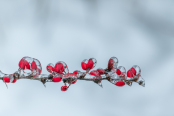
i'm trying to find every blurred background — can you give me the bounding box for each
[0,0,174,116]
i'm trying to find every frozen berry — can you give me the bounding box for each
[131,67,136,75]
[73,70,80,75]
[89,70,100,76]
[52,77,61,82]
[3,77,10,83]
[116,69,121,75]
[87,59,94,70]
[12,79,17,83]
[115,81,125,87]
[71,80,77,84]
[61,86,68,91]
[127,70,133,78]
[108,57,118,71]
[19,60,25,69]
[97,68,105,75]
[31,61,37,70]
[81,59,88,70]
[87,58,97,70]
[46,63,54,73]
[54,62,67,74]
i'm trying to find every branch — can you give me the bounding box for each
[0,56,145,91]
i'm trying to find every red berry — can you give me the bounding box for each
[61,86,68,91]
[89,70,100,76]
[46,66,54,73]
[131,65,141,76]
[12,79,17,83]
[73,70,80,75]
[52,77,61,82]
[19,60,25,69]
[108,59,114,71]
[31,61,37,70]
[54,63,65,73]
[24,60,30,69]
[97,69,105,75]
[3,77,10,83]
[81,58,96,70]
[46,63,54,73]
[71,80,77,84]
[87,59,94,70]
[58,72,64,75]
[127,70,133,78]
[108,57,118,71]
[81,62,87,70]
[115,81,125,87]
[116,69,121,75]
[130,67,136,75]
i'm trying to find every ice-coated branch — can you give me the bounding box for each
[0,56,145,91]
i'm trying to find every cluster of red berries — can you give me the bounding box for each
[0,56,145,91]
[18,56,42,76]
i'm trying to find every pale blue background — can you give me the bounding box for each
[0,0,174,116]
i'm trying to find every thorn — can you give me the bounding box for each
[99,83,103,88]
[5,83,8,89]
[97,82,103,88]
[43,84,46,88]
